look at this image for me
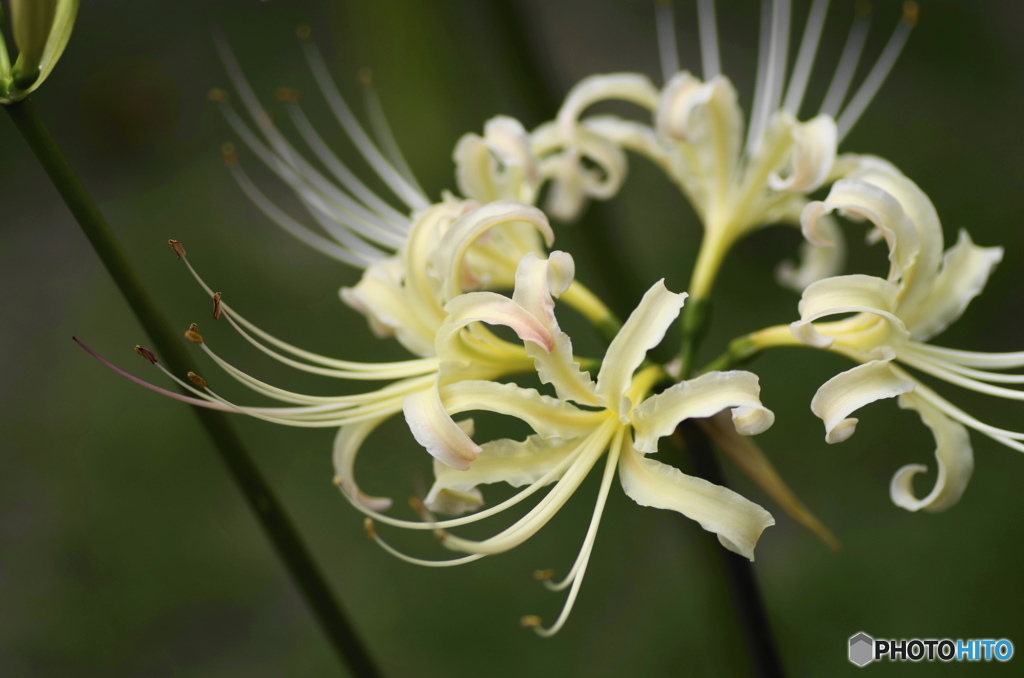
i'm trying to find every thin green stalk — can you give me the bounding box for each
[5,98,381,678]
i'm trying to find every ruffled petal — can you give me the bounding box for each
[332,417,393,512]
[453,116,538,204]
[790,274,908,351]
[889,392,974,513]
[631,371,774,453]
[618,438,774,561]
[404,379,481,470]
[437,291,553,356]
[769,114,837,194]
[596,280,687,415]
[900,230,1004,342]
[810,360,915,444]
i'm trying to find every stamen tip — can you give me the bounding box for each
[533,569,555,581]
[901,1,919,26]
[212,292,223,320]
[134,345,158,364]
[275,87,299,103]
[408,496,427,515]
[168,239,187,260]
[207,88,229,104]
[363,518,376,540]
[433,528,448,542]
[356,68,373,87]
[184,323,203,344]
[221,143,237,167]
[520,615,543,629]
[332,475,344,488]
[187,371,208,389]
[296,24,311,41]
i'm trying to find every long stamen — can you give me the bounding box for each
[300,38,430,211]
[697,0,721,80]
[902,346,1024,384]
[898,352,1024,402]
[909,343,1024,370]
[836,1,918,141]
[364,520,486,567]
[654,0,680,84]
[358,69,427,197]
[746,1,776,153]
[530,430,623,637]
[782,0,829,116]
[819,1,871,118]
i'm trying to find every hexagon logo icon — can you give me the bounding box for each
[849,632,875,667]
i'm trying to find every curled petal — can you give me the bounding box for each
[810,360,915,444]
[769,115,837,194]
[776,210,846,292]
[900,230,1004,342]
[404,380,481,470]
[332,418,393,512]
[341,257,437,356]
[454,116,538,204]
[889,393,974,513]
[557,73,660,143]
[631,371,774,453]
[438,291,553,355]
[538,128,629,222]
[597,280,687,416]
[618,438,774,561]
[790,274,908,350]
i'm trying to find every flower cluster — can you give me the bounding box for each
[84,0,1024,635]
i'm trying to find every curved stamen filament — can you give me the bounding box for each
[906,343,1024,370]
[696,0,721,81]
[901,345,1024,385]
[654,0,680,84]
[819,3,870,119]
[359,71,426,197]
[897,352,1024,402]
[782,0,829,116]
[366,521,486,568]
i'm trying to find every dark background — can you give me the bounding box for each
[2,0,1023,675]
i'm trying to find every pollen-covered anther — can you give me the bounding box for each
[356,68,373,87]
[363,518,377,540]
[134,345,158,364]
[296,24,311,40]
[168,239,187,260]
[275,87,299,103]
[533,569,555,581]
[183,323,203,344]
[902,1,919,26]
[187,371,208,389]
[433,528,448,542]
[212,292,224,320]
[331,475,344,488]
[520,615,543,629]
[207,88,229,104]
[408,496,427,515]
[221,143,237,167]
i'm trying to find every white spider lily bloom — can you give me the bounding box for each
[356,253,775,636]
[211,37,553,345]
[786,167,1010,513]
[542,0,917,295]
[0,0,78,103]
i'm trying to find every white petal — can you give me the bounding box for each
[454,116,538,204]
[776,209,846,292]
[889,392,974,513]
[790,274,908,351]
[596,280,687,415]
[631,371,774,453]
[557,73,660,143]
[769,114,837,194]
[810,360,915,444]
[332,418,393,512]
[900,230,1004,342]
[404,380,481,470]
[618,438,774,561]
[437,291,553,356]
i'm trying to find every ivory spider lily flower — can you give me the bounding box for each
[210,35,559,349]
[356,251,776,636]
[0,0,78,103]
[544,0,918,296]
[749,167,1010,512]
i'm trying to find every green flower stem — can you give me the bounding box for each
[5,98,382,678]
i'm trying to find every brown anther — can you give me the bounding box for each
[408,496,427,515]
[221,142,237,167]
[208,88,229,104]
[275,87,299,103]
[363,518,377,540]
[296,24,311,40]
[902,0,919,26]
[854,0,872,17]
[533,569,555,581]
[187,371,208,389]
[433,528,448,542]
[135,345,158,364]
[332,475,344,488]
[212,292,223,320]
[183,323,203,344]
[168,239,186,259]
[356,68,373,87]
[520,615,542,629]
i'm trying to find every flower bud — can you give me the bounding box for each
[1,0,78,102]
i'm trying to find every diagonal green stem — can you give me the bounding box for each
[5,98,382,678]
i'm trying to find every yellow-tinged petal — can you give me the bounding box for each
[631,371,774,453]
[618,437,774,561]
[596,280,686,416]
[332,417,393,512]
[889,392,974,513]
[769,114,837,194]
[453,116,538,204]
[810,360,915,444]
[791,273,908,350]
[557,73,660,143]
[404,380,481,470]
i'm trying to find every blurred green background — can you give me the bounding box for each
[2,0,1024,675]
